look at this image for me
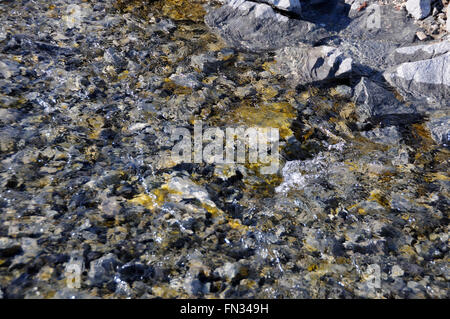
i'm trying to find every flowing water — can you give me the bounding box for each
[0,0,448,298]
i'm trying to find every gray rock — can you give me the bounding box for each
[169,73,202,89]
[0,59,21,79]
[183,275,209,296]
[206,0,418,75]
[360,126,402,145]
[447,9,450,33]
[205,0,328,51]
[190,53,220,73]
[338,3,419,73]
[235,85,256,98]
[384,52,450,106]
[426,116,450,145]
[52,288,100,299]
[0,238,22,258]
[88,253,120,285]
[333,85,353,99]
[0,109,20,125]
[257,0,301,14]
[103,47,127,70]
[215,262,245,281]
[270,45,353,86]
[391,40,450,64]
[154,19,176,34]
[406,0,431,20]
[353,77,416,123]
[0,127,19,153]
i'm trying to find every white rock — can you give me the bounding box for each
[228,0,301,14]
[385,52,450,105]
[62,4,91,29]
[447,8,450,33]
[262,0,301,14]
[392,265,405,277]
[405,0,431,20]
[215,262,243,281]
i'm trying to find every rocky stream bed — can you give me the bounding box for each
[0,0,448,299]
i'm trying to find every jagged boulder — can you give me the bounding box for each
[269,45,353,86]
[405,0,431,20]
[205,0,329,51]
[384,42,450,107]
[352,77,417,123]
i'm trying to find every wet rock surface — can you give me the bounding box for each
[0,0,448,299]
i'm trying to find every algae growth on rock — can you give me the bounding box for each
[0,0,448,300]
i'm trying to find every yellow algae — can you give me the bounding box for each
[130,193,157,210]
[424,172,450,182]
[262,60,277,72]
[160,0,207,22]
[117,70,129,80]
[346,203,359,211]
[335,257,349,265]
[399,245,416,257]
[201,203,222,217]
[297,88,320,102]
[202,76,217,84]
[344,161,359,172]
[84,115,105,139]
[357,208,367,215]
[368,190,390,208]
[12,56,22,63]
[307,264,319,272]
[260,87,279,100]
[213,101,296,139]
[152,285,183,298]
[227,218,249,231]
[129,184,184,211]
[302,128,314,141]
[255,82,279,100]
[334,120,354,138]
[303,241,319,253]
[412,123,433,141]
[338,102,355,119]
[162,79,192,95]
[129,191,163,211]
[207,41,225,53]
[116,0,211,23]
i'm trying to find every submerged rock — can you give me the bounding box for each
[88,253,121,286]
[360,126,402,145]
[426,116,450,146]
[0,0,448,300]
